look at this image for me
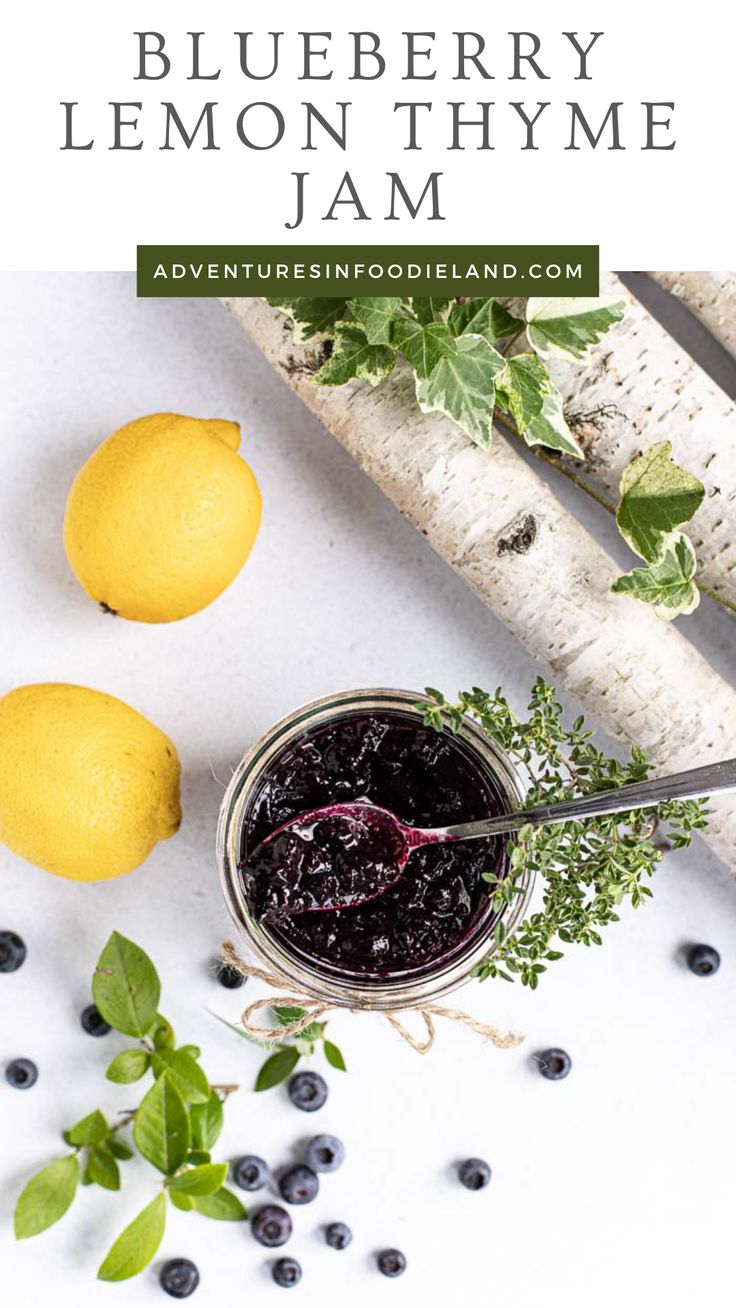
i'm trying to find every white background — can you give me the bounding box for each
[3,0,735,270]
[1,277,735,1306]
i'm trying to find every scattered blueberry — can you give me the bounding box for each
[279,1164,319,1205]
[232,1154,268,1192]
[80,1003,111,1037]
[214,961,246,989]
[325,1222,352,1251]
[377,1249,406,1278]
[458,1158,491,1191]
[159,1258,200,1298]
[287,1071,328,1112]
[272,1257,302,1288]
[0,931,26,973]
[251,1205,293,1248]
[6,1059,38,1090]
[687,944,720,977]
[305,1134,345,1173]
[538,1048,572,1081]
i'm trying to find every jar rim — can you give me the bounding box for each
[216,687,533,1010]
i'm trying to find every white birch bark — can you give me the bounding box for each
[541,273,736,608]
[648,272,736,362]
[224,297,736,869]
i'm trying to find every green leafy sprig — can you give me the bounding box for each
[419,680,708,987]
[14,932,246,1283]
[216,1005,347,1089]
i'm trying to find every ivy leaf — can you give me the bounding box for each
[68,1110,108,1147]
[87,1145,121,1192]
[265,296,348,342]
[168,1163,228,1197]
[347,296,401,344]
[133,1072,190,1175]
[616,440,705,563]
[92,932,160,1039]
[415,334,506,449]
[323,1040,347,1071]
[106,1049,150,1084]
[496,353,551,432]
[189,1090,224,1152]
[611,532,700,621]
[449,298,524,343]
[14,1155,79,1239]
[314,324,395,387]
[97,1193,167,1282]
[152,1049,210,1105]
[409,297,453,325]
[393,318,455,379]
[526,295,627,361]
[255,1046,301,1092]
[193,1187,248,1221]
[523,384,585,458]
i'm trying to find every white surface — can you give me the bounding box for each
[1,275,736,1308]
[4,1,736,269]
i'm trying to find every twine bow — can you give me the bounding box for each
[221,941,524,1055]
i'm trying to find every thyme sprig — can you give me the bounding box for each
[420,679,708,988]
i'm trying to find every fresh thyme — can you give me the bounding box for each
[420,680,708,987]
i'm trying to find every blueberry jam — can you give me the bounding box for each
[239,710,509,982]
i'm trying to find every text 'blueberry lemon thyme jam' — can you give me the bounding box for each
[238,710,510,982]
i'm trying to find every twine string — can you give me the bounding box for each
[221,941,523,1055]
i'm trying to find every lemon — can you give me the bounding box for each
[64,413,262,623]
[0,683,181,881]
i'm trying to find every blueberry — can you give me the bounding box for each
[279,1164,319,1205]
[80,1003,111,1037]
[377,1249,406,1278]
[214,961,246,990]
[687,944,720,977]
[272,1258,302,1288]
[538,1048,571,1081]
[6,1059,38,1089]
[305,1134,345,1173]
[0,931,26,973]
[325,1222,352,1251]
[159,1258,200,1298]
[232,1154,268,1191]
[287,1071,328,1112]
[251,1205,293,1248]
[458,1158,491,1191]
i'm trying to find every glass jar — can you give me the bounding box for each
[217,688,532,1011]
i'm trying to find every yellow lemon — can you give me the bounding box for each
[64,413,262,623]
[0,683,181,881]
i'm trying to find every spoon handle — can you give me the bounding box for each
[439,757,736,840]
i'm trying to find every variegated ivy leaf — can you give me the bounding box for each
[392,318,455,379]
[449,298,524,344]
[264,296,348,342]
[409,297,453,325]
[415,334,506,449]
[611,532,700,621]
[616,440,705,564]
[526,295,627,362]
[522,384,585,458]
[496,353,551,432]
[313,324,395,387]
[347,296,402,344]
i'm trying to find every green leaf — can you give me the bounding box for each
[14,1155,79,1239]
[313,323,395,387]
[169,1189,194,1212]
[255,1045,300,1092]
[616,440,705,563]
[273,1005,308,1025]
[97,1193,167,1282]
[393,318,455,379]
[187,1150,211,1166]
[92,932,161,1039]
[151,1014,175,1050]
[611,531,700,620]
[415,334,506,448]
[178,1044,201,1061]
[133,1072,190,1175]
[523,384,584,458]
[265,295,348,342]
[153,1050,210,1105]
[323,1040,347,1071]
[409,297,453,325]
[193,1187,248,1221]
[526,294,627,361]
[168,1163,228,1197]
[68,1110,108,1146]
[109,1139,134,1161]
[496,353,551,432]
[87,1146,121,1192]
[106,1049,150,1084]
[449,298,524,343]
[189,1090,224,1152]
[347,296,402,344]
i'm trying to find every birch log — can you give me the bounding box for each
[648,272,736,362]
[224,297,736,869]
